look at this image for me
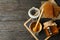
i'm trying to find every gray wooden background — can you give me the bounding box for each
[0,0,42,40]
[0,0,59,40]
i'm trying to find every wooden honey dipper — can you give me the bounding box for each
[33,9,44,33]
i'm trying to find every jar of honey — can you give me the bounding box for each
[43,20,59,37]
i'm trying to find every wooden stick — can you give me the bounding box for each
[33,9,44,32]
[45,36,51,40]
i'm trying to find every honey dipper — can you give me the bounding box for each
[33,9,44,33]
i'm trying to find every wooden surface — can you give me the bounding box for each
[0,0,59,40]
[0,0,41,40]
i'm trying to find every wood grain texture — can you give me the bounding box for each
[0,0,41,40]
[0,21,35,40]
[0,0,42,21]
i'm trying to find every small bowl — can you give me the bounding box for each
[29,21,42,34]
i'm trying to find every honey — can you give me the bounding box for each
[29,21,42,33]
[40,1,60,18]
[43,21,59,37]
